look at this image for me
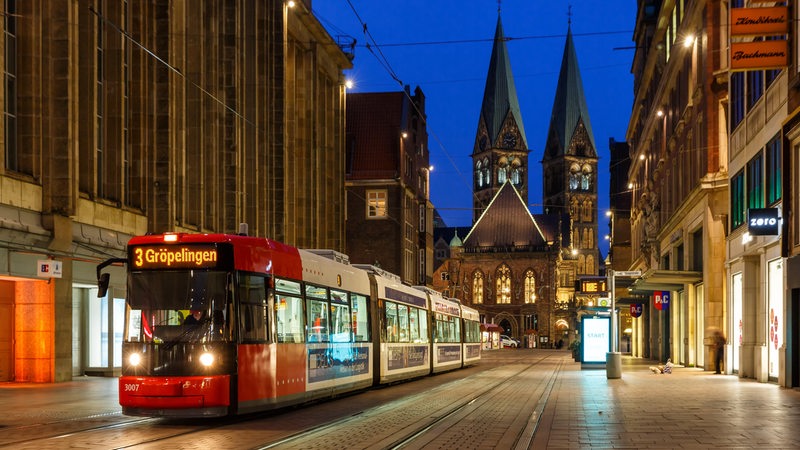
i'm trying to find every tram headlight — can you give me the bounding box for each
[128,352,142,367]
[199,352,215,367]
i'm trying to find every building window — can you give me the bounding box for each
[367,190,387,218]
[731,72,745,130]
[472,271,484,304]
[4,0,18,172]
[731,170,745,229]
[495,265,511,304]
[747,153,763,210]
[691,228,703,271]
[746,70,764,110]
[96,1,105,198]
[524,270,536,304]
[766,133,781,205]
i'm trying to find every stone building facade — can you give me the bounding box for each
[0,0,350,382]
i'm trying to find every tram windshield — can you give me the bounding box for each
[125,270,231,343]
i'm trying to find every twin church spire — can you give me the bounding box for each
[470,10,599,274]
[471,15,528,222]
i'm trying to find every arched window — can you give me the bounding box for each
[578,255,586,275]
[511,168,522,186]
[495,265,511,304]
[586,255,595,275]
[472,271,484,304]
[581,164,593,190]
[498,167,507,184]
[476,160,483,187]
[483,158,491,186]
[524,270,536,303]
[569,163,581,190]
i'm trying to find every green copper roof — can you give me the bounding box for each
[479,16,527,146]
[546,27,596,157]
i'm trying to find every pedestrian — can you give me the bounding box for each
[712,329,726,374]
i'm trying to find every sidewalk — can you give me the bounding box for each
[533,353,800,449]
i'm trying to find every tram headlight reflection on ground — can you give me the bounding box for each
[199,352,215,367]
[128,352,142,367]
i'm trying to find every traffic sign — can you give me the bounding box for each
[614,270,642,277]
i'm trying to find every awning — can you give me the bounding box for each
[480,323,504,333]
[629,268,703,294]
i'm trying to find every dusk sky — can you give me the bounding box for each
[313,1,637,255]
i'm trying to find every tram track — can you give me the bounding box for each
[0,351,569,449]
[254,352,564,450]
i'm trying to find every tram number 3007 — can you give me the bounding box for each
[124,384,141,392]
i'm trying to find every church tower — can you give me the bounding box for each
[542,26,599,276]
[471,15,529,223]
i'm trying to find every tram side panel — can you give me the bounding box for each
[461,304,482,367]
[298,251,374,398]
[359,267,432,384]
[430,293,463,373]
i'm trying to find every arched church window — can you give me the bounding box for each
[476,160,483,187]
[472,271,484,304]
[578,255,586,275]
[569,163,581,190]
[511,168,522,186]
[582,200,591,222]
[495,265,511,304]
[483,158,491,186]
[524,270,536,304]
[570,198,579,216]
[586,254,595,275]
[581,164,593,190]
[498,167,507,184]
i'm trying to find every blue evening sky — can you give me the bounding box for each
[312,1,637,256]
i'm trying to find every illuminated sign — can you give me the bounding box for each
[434,300,460,316]
[731,7,788,36]
[748,208,780,236]
[37,260,63,278]
[654,291,671,311]
[730,40,787,71]
[131,245,219,269]
[578,277,607,294]
[581,316,610,363]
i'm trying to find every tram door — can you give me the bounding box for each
[0,280,13,381]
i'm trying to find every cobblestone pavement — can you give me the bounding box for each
[2,351,799,449]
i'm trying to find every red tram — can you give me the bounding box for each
[97,231,480,417]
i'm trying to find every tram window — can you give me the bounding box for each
[385,302,399,343]
[351,294,369,342]
[330,289,347,304]
[436,314,458,343]
[276,294,303,343]
[305,284,328,300]
[397,304,410,342]
[238,274,269,343]
[418,309,429,343]
[408,308,420,342]
[307,299,329,342]
[330,303,351,342]
[275,278,302,296]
